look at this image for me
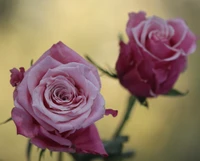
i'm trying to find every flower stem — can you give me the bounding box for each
[58,152,63,161]
[113,95,136,138]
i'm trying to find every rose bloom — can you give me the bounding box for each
[116,11,197,97]
[10,42,117,156]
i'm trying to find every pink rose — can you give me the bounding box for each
[10,42,117,156]
[116,11,197,97]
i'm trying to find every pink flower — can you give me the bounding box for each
[116,11,197,97]
[10,41,117,156]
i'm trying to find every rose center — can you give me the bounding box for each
[51,84,73,103]
[44,75,86,112]
[149,30,168,42]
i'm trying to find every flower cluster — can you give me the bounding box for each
[8,11,197,161]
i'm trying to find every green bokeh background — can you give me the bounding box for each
[0,0,200,161]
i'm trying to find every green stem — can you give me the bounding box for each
[58,152,63,161]
[113,95,136,138]
[26,140,32,161]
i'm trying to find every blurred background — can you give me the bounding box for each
[0,0,200,161]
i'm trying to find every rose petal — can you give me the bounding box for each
[27,56,61,93]
[32,84,91,133]
[168,19,197,54]
[39,127,72,146]
[82,93,105,128]
[126,11,146,38]
[42,63,100,98]
[105,109,118,117]
[146,38,173,60]
[132,22,162,61]
[32,42,101,87]
[31,129,75,153]
[116,41,133,77]
[137,58,154,81]
[121,66,154,97]
[70,124,107,156]
[10,67,25,87]
[157,56,187,94]
[140,16,166,45]
[153,68,168,93]
[15,76,55,131]
[12,107,39,138]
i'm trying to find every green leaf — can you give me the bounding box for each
[30,59,34,66]
[85,55,118,79]
[38,149,45,161]
[0,117,12,125]
[163,89,189,96]
[115,136,129,143]
[26,140,32,161]
[103,138,135,161]
[104,140,122,156]
[121,150,135,159]
[136,97,148,108]
[70,153,96,161]
[104,136,129,155]
[70,138,135,161]
[118,33,124,42]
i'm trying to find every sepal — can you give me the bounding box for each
[0,117,12,125]
[163,89,189,96]
[26,140,33,161]
[136,96,148,108]
[85,55,118,79]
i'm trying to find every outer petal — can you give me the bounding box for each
[31,42,101,87]
[157,56,187,94]
[121,66,154,97]
[153,68,168,93]
[137,58,154,81]
[10,67,25,87]
[126,11,146,38]
[116,41,142,77]
[70,124,107,156]
[105,109,118,117]
[167,19,197,54]
[15,75,55,131]
[116,41,154,97]
[11,107,39,138]
[27,56,62,93]
[82,93,105,128]
[146,39,174,60]
[31,129,75,153]
[38,127,72,147]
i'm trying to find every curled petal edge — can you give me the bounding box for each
[105,109,118,117]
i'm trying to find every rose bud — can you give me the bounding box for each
[116,11,197,97]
